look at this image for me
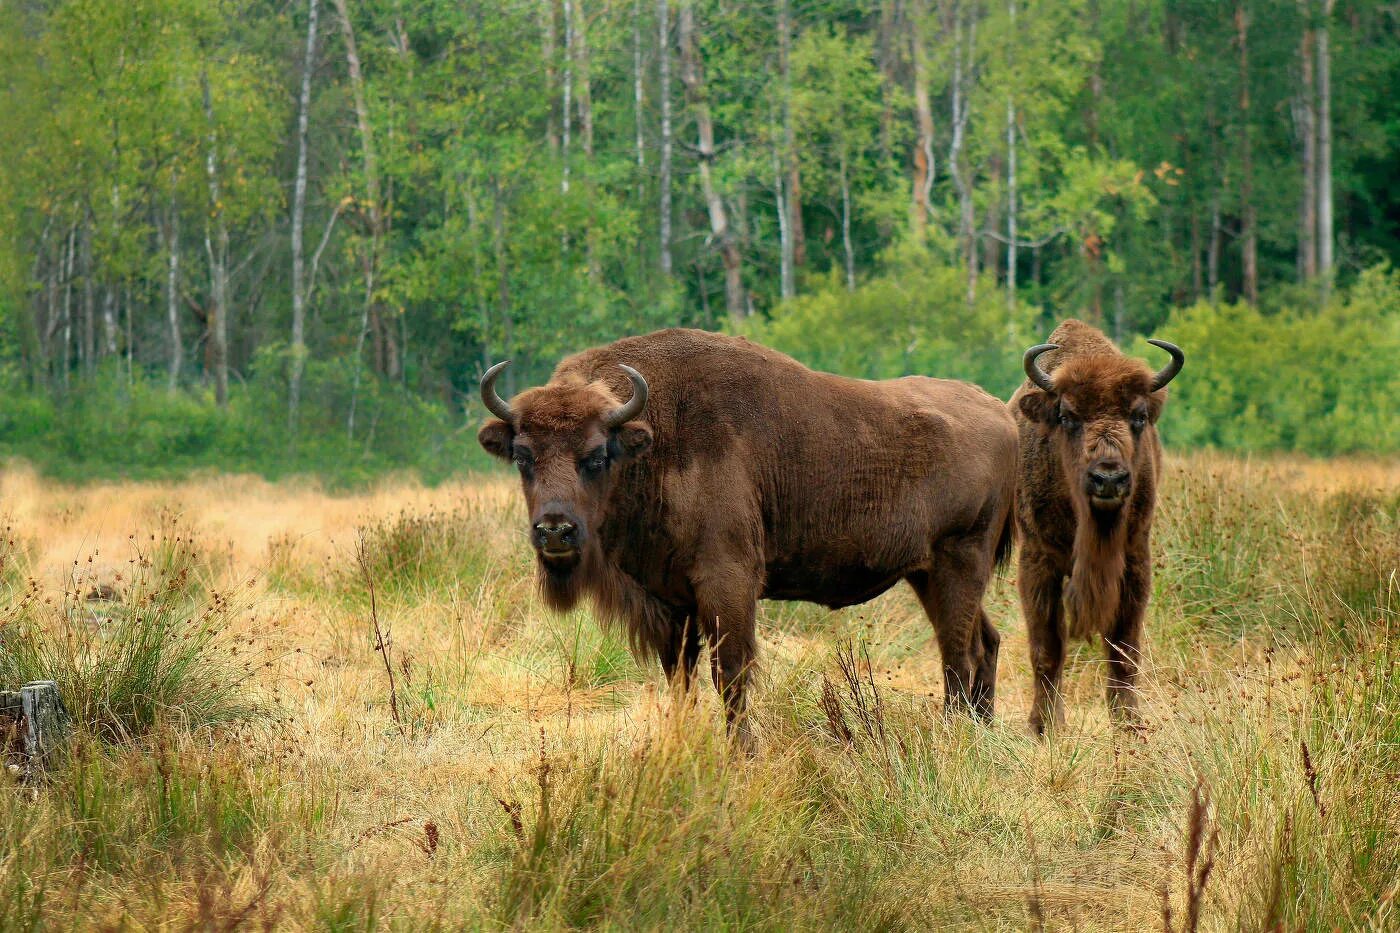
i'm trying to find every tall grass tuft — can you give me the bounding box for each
[0,524,263,741]
[348,503,522,603]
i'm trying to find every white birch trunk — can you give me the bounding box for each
[290,0,320,431]
[658,0,674,275]
[200,68,230,407]
[678,1,745,318]
[1317,0,1335,292]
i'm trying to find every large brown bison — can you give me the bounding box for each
[478,328,1017,745]
[1010,319,1184,734]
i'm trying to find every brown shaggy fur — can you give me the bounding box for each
[480,328,1018,744]
[1010,319,1174,735]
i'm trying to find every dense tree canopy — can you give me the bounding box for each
[0,0,1396,479]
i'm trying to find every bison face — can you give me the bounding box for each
[1019,340,1183,516]
[476,363,652,590]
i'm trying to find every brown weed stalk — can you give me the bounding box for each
[356,532,404,736]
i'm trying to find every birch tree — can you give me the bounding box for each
[289,0,320,433]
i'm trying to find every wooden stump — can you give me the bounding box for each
[1,681,71,780]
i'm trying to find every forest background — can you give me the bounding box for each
[0,0,1396,485]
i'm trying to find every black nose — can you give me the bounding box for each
[532,515,578,552]
[1088,467,1130,498]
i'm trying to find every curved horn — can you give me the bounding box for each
[602,364,649,428]
[1147,339,1185,391]
[1023,344,1060,392]
[479,360,514,421]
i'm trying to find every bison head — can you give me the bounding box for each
[1018,339,1184,513]
[477,361,653,596]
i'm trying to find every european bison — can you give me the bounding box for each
[478,328,1017,745]
[1011,319,1184,734]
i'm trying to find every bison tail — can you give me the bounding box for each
[992,502,1016,574]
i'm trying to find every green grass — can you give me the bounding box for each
[0,455,1394,929]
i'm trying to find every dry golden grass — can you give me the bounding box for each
[1,452,1396,930]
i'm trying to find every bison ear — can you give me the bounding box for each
[1017,389,1056,424]
[611,421,653,461]
[478,419,515,460]
[1146,391,1167,424]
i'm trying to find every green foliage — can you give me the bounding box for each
[0,354,495,486]
[0,0,1398,480]
[745,246,1052,400]
[1154,265,1400,455]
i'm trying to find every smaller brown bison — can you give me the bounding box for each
[478,329,1017,747]
[1010,320,1184,734]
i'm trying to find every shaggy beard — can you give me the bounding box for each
[536,544,596,613]
[1065,494,1128,640]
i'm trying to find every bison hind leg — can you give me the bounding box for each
[908,554,995,720]
[970,610,1000,719]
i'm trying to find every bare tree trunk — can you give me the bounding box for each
[1208,193,1222,294]
[776,0,795,297]
[492,178,514,398]
[840,154,856,291]
[1007,95,1017,312]
[1190,209,1203,300]
[200,68,231,407]
[983,155,1001,280]
[873,0,896,243]
[542,0,559,154]
[634,0,645,181]
[290,0,320,432]
[62,226,75,389]
[1317,0,1335,295]
[772,114,792,299]
[910,0,935,234]
[678,1,746,319]
[575,0,593,159]
[1087,0,1102,149]
[1295,2,1318,281]
[333,0,398,385]
[81,217,94,375]
[779,0,805,269]
[658,0,673,275]
[949,2,978,304]
[1006,0,1018,314]
[163,190,182,392]
[575,0,600,281]
[562,0,573,197]
[1236,3,1258,305]
[101,287,118,357]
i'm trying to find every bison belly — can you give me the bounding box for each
[762,560,906,609]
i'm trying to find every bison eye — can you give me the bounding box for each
[1130,413,1147,432]
[579,450,608,476]
[1058,412,1080,431]
[512,449,534,474]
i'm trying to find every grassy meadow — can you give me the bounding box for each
[0,453,1397,930]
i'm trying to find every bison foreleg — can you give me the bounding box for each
[659,610,704,694]
[693,576,759,752]
[1019,548,1066,737]
[1104,555,1150,729]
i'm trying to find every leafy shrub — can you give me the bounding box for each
[749,260,1399,457]
[0,350,496,488]
[743,254,1041,400]
[1145,265,1400,455]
